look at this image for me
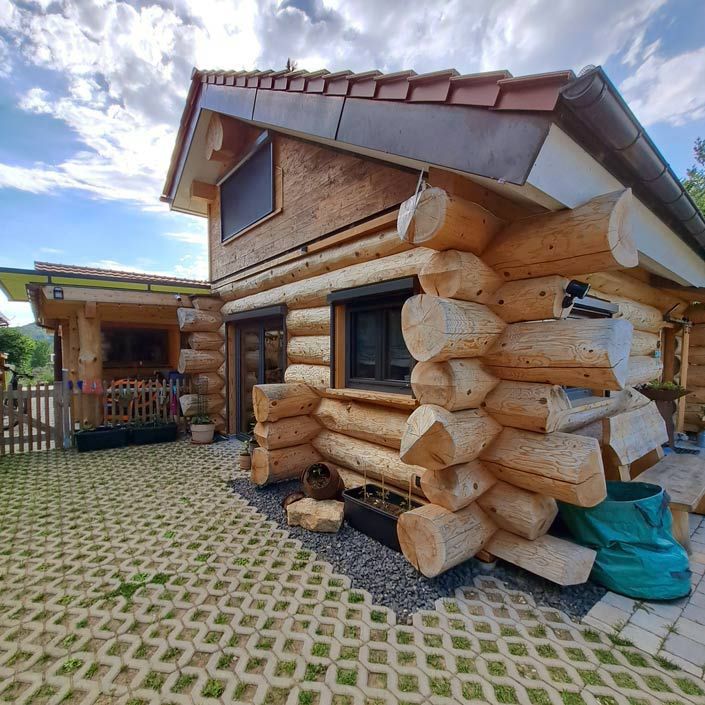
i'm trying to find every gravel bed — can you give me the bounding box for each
[229,477,606,623]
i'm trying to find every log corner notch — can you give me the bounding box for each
[483,189,638,280]
[397,186,505,254]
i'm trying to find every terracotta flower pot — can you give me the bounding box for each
[301,463,343,501]
[191,423,215,445]
[239,453,251,471]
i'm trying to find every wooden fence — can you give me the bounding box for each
[1,376,191,456]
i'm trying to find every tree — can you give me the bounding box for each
[285,57,298,72]
[0,328,36,374]
[683,137,705,214]
[30,338,51,369]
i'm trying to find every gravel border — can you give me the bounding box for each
[229,477,606,623]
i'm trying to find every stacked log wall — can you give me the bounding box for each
[177,298,226,432]
[684,324,705,431]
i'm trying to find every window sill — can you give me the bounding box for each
[323,387,418,410]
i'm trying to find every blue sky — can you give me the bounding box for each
[1,0,704,325]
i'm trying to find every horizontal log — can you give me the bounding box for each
[397,186,505,253]
[685,386,705,404]
[418,250,503,301]
[191,372,225,395]
[312,398,409,449]
[177,307,222,332]
[284,364,330,389]
[688,347,705,366]
[179,393,225,417]
[253,416,321,450]
[287,336,330,366]
[482,383,647,434]
[420,460,496,511]
[252,383,319,422]
[191,296,222,312]
[320,387,418,410]
[312,430,425,495]
[410,359,499,410]
[626,356,663,387]
[251,444,322,486]
[483,318,633,391]
[481,427,604,486]
[476,482,558,540]
[690,326,705,347]
[630,330,660,357]
[484,190,637,280]
[608,296,663,333]
[688,365,705,388]
[402,295,506,362]
[222,248,433,314]
[188,332,224,350]
[219,228,410,301]
[486,531,596,586]
[603,401,668,467]
[400,405,502,470]
[398,503,497,577]
[286,307,330,336]
[178,349,224,374]
[487,275,572,323]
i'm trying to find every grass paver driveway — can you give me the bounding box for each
[0,441,703,705]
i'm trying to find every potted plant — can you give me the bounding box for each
[130,420,178,446]
[239,438,252,470]
[343,483,422,552]
[190,413,215,444]
[75,423,129,453]
[301,462,343,500]
[638,380,689,402]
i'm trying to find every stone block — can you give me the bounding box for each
[287,498,344,533]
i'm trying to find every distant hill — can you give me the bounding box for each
[17,323,53,343]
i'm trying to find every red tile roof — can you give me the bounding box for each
[34,262,208,287]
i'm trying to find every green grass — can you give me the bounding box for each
[60,658,83,675]
[311,643,329,658]
[336,668,357,686]
[462,682,485,701]
[398,675,419,693]
[494,685,519,704]
[298,692,314,705]
[430,678,452,697]
[173,674,196,693]
[142,672,165,691]
[676,678,704,696]
[202,679,225,698]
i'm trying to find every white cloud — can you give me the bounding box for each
[621,45,705,127]
[162,230,207,246]
[39,247,64,255]
[0,293,34,327]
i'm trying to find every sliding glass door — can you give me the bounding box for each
[235,315,285,435]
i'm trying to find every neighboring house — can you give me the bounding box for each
[0,261,210,390]
[160,65,705,583]
[0,311,9,327]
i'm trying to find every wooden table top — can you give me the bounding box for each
[635,454,705,511]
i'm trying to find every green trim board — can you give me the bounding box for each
[0,266,210,302]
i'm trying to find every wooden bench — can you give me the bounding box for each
[600,399,705,554]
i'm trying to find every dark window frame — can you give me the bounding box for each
[101,326,170,368]
[328,277,416,395]
[219,133,274,243]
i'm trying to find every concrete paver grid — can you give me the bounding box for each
[0,441,703,705]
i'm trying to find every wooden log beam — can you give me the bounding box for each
[476,482,558,540]
[397,187,505,253]
[178,349,224,374]
[605,296,664,334]
[690,326,705,347]
[187,332,224,351]
[252,383,319,422]
[688,348,705,366]
[630,330,660,357]
[402,295,506,362]
[190,180,218,202]
[677,325,691,434]
[418,250,503,301]
[482,383,647,434]
[483,318,633,391]
[177,307,223,332]
[486,276,572,323]
[286,308,330,336]
[222,248,433,314]
[77,308,102,425]
[397,503,497,577]
[420,460,496,512]
[400,405,502,470]
[253,416,321,450]
[603,401,668,471]
[191,372,225,395]
[191,296,222,312]
[486,531,596,586]
[284,364,330,389]
[626,356,663,387]
[205,113,246,163]
[311,430,425,495]
[410,359,499,410]
[287,336,331,366]
[483,190,637,280]
[481,427,606,506]
[179,393,225,416]
[251,444,322,486]
[312,398,409,450]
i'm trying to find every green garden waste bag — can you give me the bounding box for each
[558,482,691,600]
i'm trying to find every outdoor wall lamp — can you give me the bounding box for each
[562,280,590,309]
[53,287,64,300]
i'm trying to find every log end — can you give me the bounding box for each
[397,505,448,577]
[608,189,639,269]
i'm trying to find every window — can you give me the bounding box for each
[329,278,415,394]
[101,327,169,368]
[220,136,274,242]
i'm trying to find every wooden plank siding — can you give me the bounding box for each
[209,133,418,281]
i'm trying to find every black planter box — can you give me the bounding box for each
[76,426,129,453]
[342,484,422,552]
[130,422,178,446]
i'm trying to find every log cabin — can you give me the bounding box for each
[150,65,705,584]
[0,261,210,424]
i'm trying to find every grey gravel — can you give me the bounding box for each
[229,477,606,623]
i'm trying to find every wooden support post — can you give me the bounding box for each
[677,325,691,434]
[76,308,102,426]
